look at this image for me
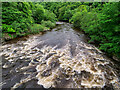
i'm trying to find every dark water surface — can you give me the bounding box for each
[1,22,120,89]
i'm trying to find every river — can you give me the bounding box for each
[0,22,120,89]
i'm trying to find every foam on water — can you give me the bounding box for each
[35,44,119,88]
[1,23,120,89]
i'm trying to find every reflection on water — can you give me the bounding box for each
[0,22,120,89]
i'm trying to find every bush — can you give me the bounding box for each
[30,24,44,34]
[32,4,45,24]
[70,5,89,28]
[41,20,56,29]
[69,12,82,28]
[2,2,34,37]
[70,2,120,59]
[2,24,15,33]
[63,9,73,21]
[2,2,57,38]
[32,4,57,24]
[44,10,57,23]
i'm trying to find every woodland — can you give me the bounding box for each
[2,2,120,60]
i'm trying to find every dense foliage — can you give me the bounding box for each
[70,2,120,59]
[41,2,120,59]
[40,2,82,21]
[2,2,57,38]
[2,2,120,59]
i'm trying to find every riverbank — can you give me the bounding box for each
[2,21,58,44]
[2,21,120,64]
[1,22,120,89]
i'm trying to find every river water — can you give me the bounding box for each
[0,22,120,89]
